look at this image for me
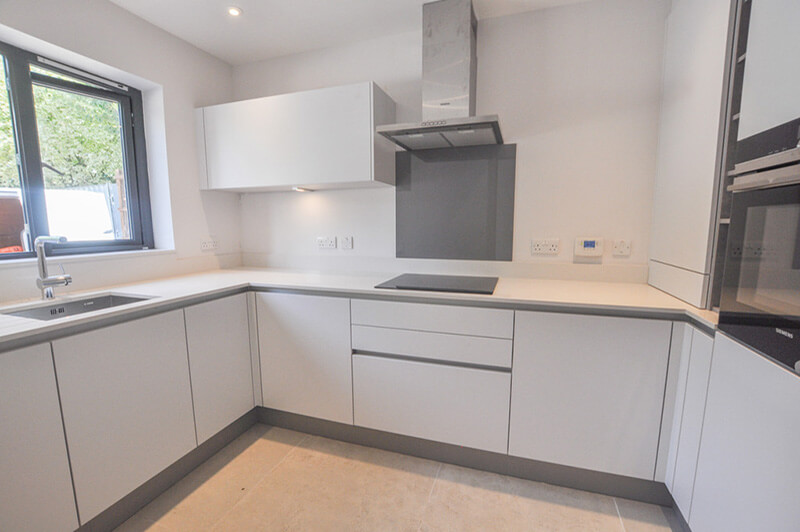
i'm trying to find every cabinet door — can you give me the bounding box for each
[663,323,694,490]
[670,328,713,518]
[353,355,511,453]
[185,294,254,444]
[509,312,672,479]
[257,293,352,424]
[53,310,197,523]
[689,334,800,532]
[203,83,372,190]
[0,344,78,532]
[648,0,733,306]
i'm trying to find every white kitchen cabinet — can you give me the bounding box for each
[52,311,197,523]
[353,354,511,453]
[351,325,512,368]
[198,82,396,191]
[648,0,734,306]
[509,312,672,480]
[655,322,691,483]
[256,292,352,424]
[689,334,800,532]
[184,294,254,444]
[667,327,714,519]
[351,299,514,339]
[0,344,78,532]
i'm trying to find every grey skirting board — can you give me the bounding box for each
[75,409,258,532]
[258,407,675,507]
[73,407,677,531]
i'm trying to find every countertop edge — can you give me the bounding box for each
[0,274,717,354]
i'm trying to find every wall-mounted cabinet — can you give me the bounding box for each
[648,0,736,307]
[196,82,396,192]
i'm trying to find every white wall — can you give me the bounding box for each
[0,0,241,303]
[234,0,669,282]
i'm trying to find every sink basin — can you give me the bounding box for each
[2,294,151,321]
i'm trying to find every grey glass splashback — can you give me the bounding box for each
[396,144,516,260]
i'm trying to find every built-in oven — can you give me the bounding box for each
[719,161,800,374]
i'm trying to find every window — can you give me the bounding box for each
[0,40,153,258]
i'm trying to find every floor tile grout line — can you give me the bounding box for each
[426,463,443,503]
[205,431,314,530]
[613,497,628,532]
[416,462,443,532]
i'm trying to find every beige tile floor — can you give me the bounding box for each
[115,424,683,532]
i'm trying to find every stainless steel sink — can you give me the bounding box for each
[2,294,150,321]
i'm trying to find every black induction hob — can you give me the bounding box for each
[375,274,498,295]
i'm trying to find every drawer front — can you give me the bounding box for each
[352,325,512,368]
[352,354,511,453]
[351,299,513,338]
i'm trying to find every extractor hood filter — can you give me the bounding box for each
[378,115,503,151]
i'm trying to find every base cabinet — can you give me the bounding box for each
[353,354,511,453]
[689,334,800,532]
[52,311,197,523]
[509,312,672,479]
[257,292,353,424]
[666,327,714,519]
[185,294,254,444]
[0,344,79,532]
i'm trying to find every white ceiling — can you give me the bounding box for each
[108,0,590,65]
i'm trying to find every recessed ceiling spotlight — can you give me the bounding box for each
[227,6,242,17]
[292,187,313,193]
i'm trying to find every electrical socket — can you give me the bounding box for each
[341,236,354,250]
[316,236,337,250]
[531,238,560,255]
[200,239,218,252]
[612,239,632,257]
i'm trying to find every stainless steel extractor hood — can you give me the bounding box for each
[376,0,503,151]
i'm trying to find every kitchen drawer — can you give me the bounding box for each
[352,354,511,453]
[351,299,513,339]
[352,324,512,368]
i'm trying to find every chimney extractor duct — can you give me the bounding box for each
[377,0,503,151]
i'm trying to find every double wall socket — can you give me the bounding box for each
[531,238,560,255]
[317,236,354,250]
[200,239,219,252]
[316,236,337,250]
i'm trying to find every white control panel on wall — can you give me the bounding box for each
[574,238,603,257]
[341,236,354,250]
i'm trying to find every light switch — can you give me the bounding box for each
[612,239,631,257]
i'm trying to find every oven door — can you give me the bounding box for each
[719,175,800,373]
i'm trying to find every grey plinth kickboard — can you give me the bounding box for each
[258,408,675,507]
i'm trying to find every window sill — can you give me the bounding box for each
[0,248,175,270]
